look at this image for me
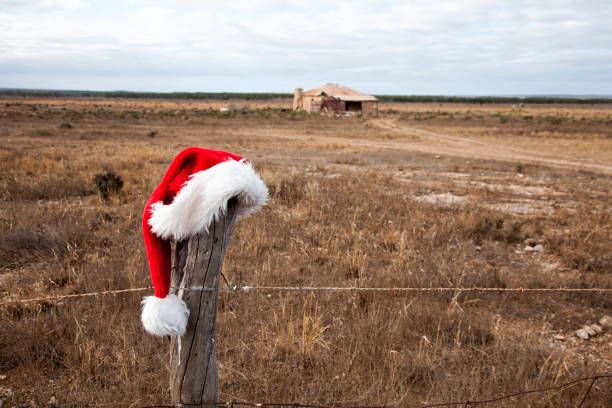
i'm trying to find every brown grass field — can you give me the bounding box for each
[0,97,611,407]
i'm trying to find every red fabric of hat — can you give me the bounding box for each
[141,146,268,336]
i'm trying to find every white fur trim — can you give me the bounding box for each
[148,159,268,240]
[141,294,189,336]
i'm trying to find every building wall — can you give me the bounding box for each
[362,101,379,114]
[322,98,345,112]
[293,88,303,110]
[303,96,323,112]
[300,95,378,114]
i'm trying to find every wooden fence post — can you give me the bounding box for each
[169,198,238,407]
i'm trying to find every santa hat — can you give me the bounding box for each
[141,147,268,336]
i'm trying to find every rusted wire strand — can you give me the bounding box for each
[2,285,611,306]
[419,374,611,407]
[227,286,612,293]
[0,287,153,305]
[125,374,611,408]
[576,377,597,408]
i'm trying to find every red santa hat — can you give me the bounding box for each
[141,147,268,336]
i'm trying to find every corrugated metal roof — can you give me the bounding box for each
[302,83,378,101]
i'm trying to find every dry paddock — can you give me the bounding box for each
[0,97,611,407]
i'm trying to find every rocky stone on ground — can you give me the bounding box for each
[0,387,13,398]
[590,324,603,334]
[575,328,590,340]
[574,322,606,340]
[553,334,566,341]
[583,325,597,337]
[599,315,612,328]
[524,244,544,252]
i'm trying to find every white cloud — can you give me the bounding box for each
[0,0,611,94]
[42,0,90,10]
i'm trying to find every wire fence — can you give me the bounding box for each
[2,284,611,306]
[3,284,611,407]
[115,373,611,407]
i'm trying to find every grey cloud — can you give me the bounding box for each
[0,0,611,94]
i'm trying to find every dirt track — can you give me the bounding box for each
[265,117,612,175]
[370,118,612,175]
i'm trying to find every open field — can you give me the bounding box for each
[0,97,611,407]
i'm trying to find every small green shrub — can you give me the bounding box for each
[93,171,124,200]
[466,211,526,244]
[515,163,524,173]
[546,115,563,125]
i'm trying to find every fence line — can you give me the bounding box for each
[125,373,611,408]
[3,288,610,406]
[2,284,612,306]
[0,286,152,306]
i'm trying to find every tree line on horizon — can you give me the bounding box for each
[1,88,611,104]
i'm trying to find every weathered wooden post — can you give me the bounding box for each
[140,148,267,406]
[169,198,238,407]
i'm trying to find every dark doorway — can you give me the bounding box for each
[345,101,362,112]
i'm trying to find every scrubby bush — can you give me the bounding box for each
[93,171,123,200]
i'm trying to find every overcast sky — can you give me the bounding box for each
[1,0,611,95]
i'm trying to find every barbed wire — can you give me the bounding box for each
[124,373,611,408]
[228,285,612,294]
[3,288,610,406]
[0,286,152,306]
[2,284,611,306]
[419,373,610,407]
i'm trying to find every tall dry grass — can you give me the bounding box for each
[0,98,610,407]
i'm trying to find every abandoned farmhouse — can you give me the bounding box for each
[293,84,379,114]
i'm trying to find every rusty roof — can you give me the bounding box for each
[302,83,378,102]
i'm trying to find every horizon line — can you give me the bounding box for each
[1,87,612,100]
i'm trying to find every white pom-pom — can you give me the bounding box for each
[141,294,189,336]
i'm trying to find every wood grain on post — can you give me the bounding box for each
[169,198,238,407]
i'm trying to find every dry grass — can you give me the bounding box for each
[391,104,612,164]
[0,98,610,407]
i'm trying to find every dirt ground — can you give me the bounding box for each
[0,97,610,407]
